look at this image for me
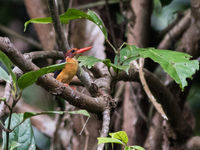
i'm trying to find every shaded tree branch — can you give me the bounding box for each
[0,24,42,49]
[48,0,70,52]
[0,37,106,114]
[158,10,191,49]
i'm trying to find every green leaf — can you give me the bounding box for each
[129,145,145,150]
[78,56,102,69]
[24,17,52,31]
[116,45,140,65]
[68,109,90,117]
[120,45,199,90]
[0,66,11,83]
[87,10,108,39]
[139,47,199,89]
[97,137,125,145]
[0,50,17,85]
[109,131,128,145]
[114,45,141,72]
[2,113,36,150]
[17,62,66,89]
[23,111,65,120]
[24,9,108,39]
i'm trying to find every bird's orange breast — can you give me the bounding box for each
[56,58,78,84]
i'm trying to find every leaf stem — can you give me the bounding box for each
[106,39,117,54]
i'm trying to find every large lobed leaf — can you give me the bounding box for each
[118,45,199,90]
[140,47,199,89]
[24,9,108,39]
[2,113,36,150]
[17,62,66,89]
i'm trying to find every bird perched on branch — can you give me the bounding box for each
[54,46,92,86]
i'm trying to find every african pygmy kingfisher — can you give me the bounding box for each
[54,46,92,85]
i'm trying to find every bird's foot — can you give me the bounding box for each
[64,84,76,90]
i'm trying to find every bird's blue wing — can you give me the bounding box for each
[54,59,65,78]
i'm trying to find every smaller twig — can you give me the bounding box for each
[138,58,168,120]
[48,0,70,53]
[79,116,90,135]
[106,39,117,54]
[97,108,111,150]
[0,24,42,49]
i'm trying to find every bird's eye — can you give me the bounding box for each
[71,49,75,53]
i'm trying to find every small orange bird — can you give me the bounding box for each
[54,46,92,85]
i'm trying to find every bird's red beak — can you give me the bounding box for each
[76,46,92,54]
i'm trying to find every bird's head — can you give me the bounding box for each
[65,46,92,58]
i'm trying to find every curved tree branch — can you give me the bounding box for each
[0,37,106,114]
